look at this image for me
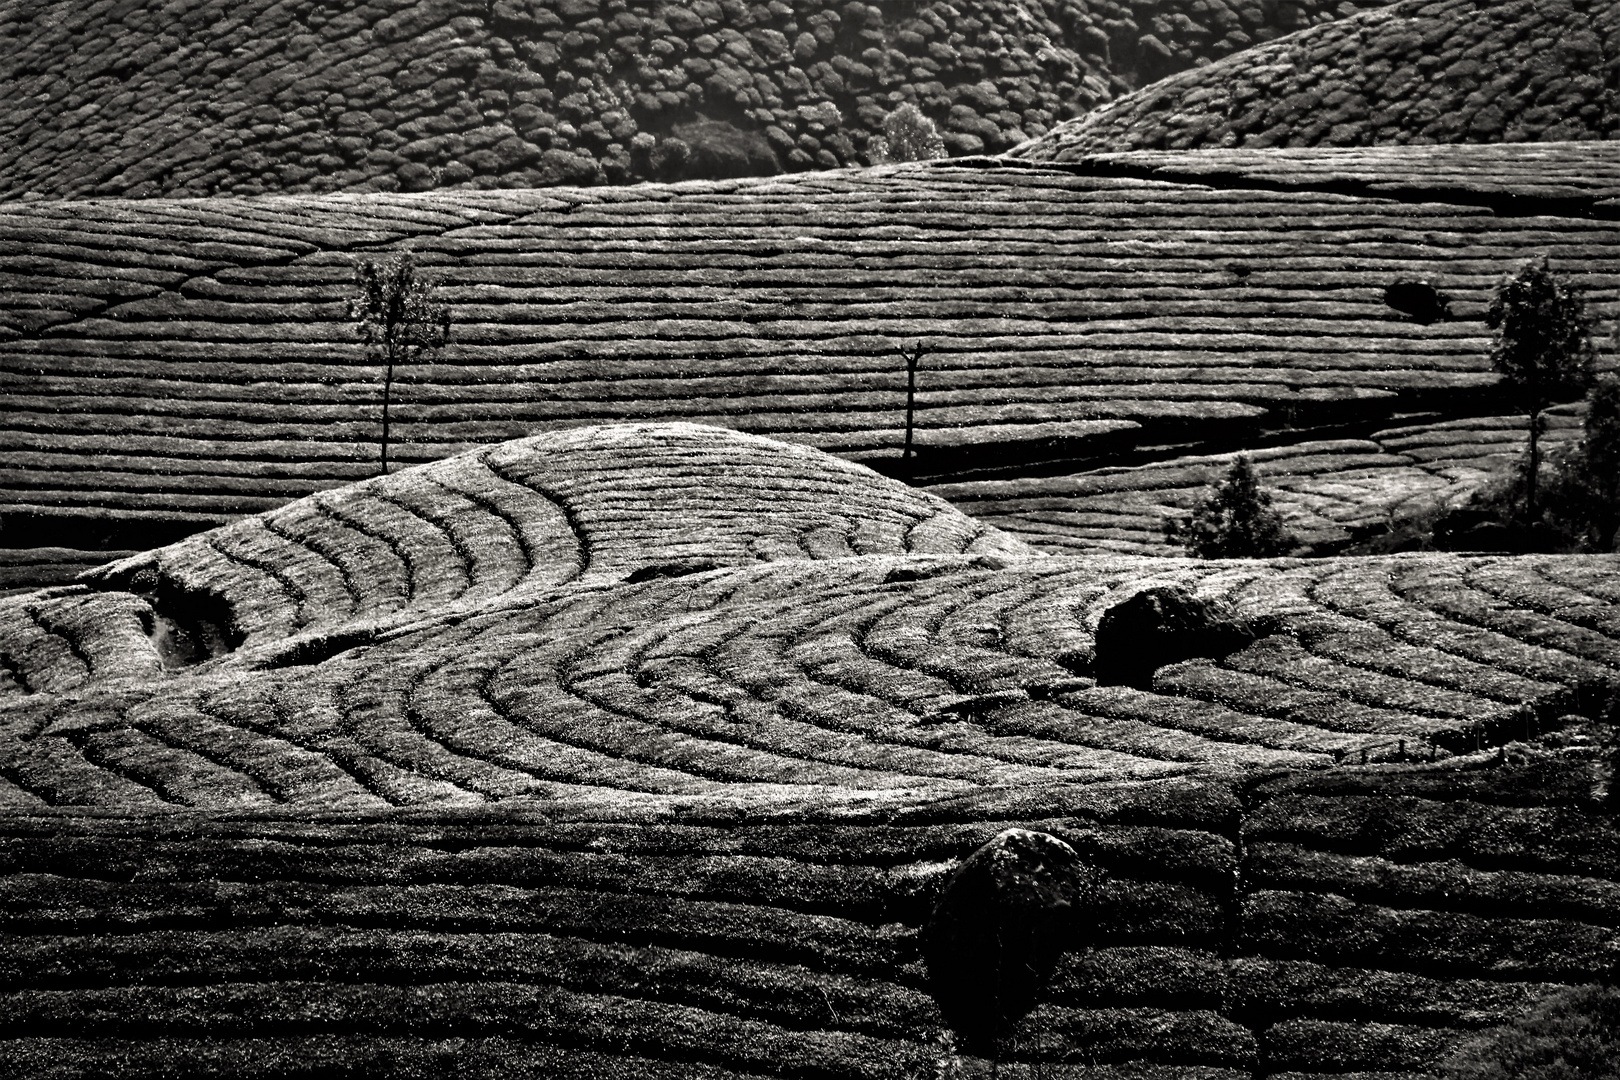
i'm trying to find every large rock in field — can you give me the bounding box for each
[921,828,1098,1054]
[1095,585,1260,689]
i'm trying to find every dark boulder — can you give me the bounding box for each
[921,828,1097,1054]
[1094,585,1258,689]
[1384,279,1452,324]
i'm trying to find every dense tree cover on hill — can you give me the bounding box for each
[1016,0,1620,157]
[0,0,1391,197]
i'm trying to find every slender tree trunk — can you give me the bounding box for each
[1526,406,1541,524]
[381,353,394,476]
[902,344,920,476]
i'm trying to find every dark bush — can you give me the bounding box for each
[1433,378,1620,554]
[1165,455,1296,558]
[1094,585,1259,689]
[1486,257,1596,521]
[922,828,1097,1056]
[1384,278,1453,324]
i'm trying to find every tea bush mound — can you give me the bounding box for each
[0,0,1394,200]
[1010,0,1620,157]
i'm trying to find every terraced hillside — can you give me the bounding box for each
[940,407,1586,554]
[1,427,1618,1076]
[0,0,1390,200]
[6,150,1620,560]
[71,421,1031,658]
[1024,142,1620,212]
[1013,0,1620,155]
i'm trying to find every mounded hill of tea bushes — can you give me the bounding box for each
[66,422,1031,659]
[1012,0,1620,157]
[5,148,1620,560]
[0,0,1390,200]
[0,426,1617,1077]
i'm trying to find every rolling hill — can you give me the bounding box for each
[1012,0,1620,156]
[1,425,1617,1077]
[0,0,1393,200]
[5,145,1619,573]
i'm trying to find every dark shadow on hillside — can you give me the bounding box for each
[1,513,214,554]
[83,566,243,669]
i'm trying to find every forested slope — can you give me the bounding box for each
[0,0,1390,199]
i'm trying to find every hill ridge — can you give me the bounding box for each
[1012,0,1620,157]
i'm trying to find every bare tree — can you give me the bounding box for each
[897,342,928,474]
[348,253,450,475]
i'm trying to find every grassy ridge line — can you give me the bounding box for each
[5,553,1617,811]
[940,410,1586,554]
[1014,0,1620,156]
[7,163,1620,524]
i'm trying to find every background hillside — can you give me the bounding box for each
[0,0,1392,198]
[1013,0,1620,157]
[3,145,1618,573]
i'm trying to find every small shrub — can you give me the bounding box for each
[868,103,947,164]
[904,1030,969,1080]
[1440,983,1620,1080]
[1486,256,1596,520]
[1165,455,1297,558]
[1546,377,1620,552]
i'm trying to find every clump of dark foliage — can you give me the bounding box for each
[1485,256,1597,526]
[869,104,947,164]
[1165,454,1297,558]
[1095,585,1262,689]
[1355,260,1614,555]
[1441,983,1620,1080]
[1420,376,1620,554]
